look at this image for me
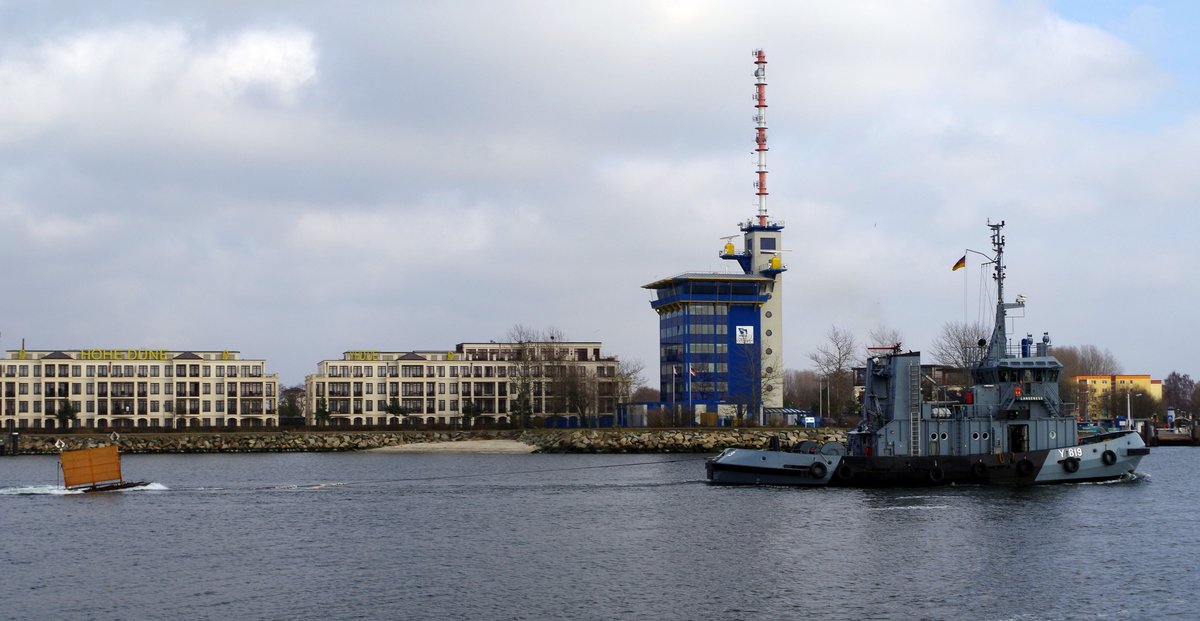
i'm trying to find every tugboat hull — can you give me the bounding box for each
[706,430,1148,487]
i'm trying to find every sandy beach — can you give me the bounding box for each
[369,439,539,454]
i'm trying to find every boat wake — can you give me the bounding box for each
[0,482,168,495]
[0,485,80,495]
[866,504,953,512]
[269,482,349,491]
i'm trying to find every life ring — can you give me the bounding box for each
[1101,450,1117,466]
[1062,457,1080,473]
[929,466,945,484]
[1016,458,1035,477]
[809,461,828,480]
[836,462,853,481]
[971,461,988,479]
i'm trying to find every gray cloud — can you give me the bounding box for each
[1,1,1194,385]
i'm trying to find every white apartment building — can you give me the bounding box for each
[305,341,621,427]
[1,348,279,430]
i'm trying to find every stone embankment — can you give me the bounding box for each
[11,428,846,455]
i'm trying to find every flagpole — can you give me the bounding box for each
[687,369,692,426]
[963,248,968,325]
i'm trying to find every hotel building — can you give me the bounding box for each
[1,348,279,430]
[304,341,621,427]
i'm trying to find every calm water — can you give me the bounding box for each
[1,447,1196,621]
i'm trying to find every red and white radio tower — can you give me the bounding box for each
[753,49,769,227]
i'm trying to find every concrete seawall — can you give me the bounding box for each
[10,428,847,455]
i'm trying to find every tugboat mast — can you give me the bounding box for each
[984,220,1023,363]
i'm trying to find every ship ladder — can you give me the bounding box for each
[909,363,921,456]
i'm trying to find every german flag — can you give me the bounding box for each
[952,255,966,271]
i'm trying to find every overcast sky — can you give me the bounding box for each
[2,1,1197,387]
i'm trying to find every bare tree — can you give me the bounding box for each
[1163,372,1194,416]
[1055,344,1122,408]
[865,324,903,353]
[809,326,858,424]
[930,321,989,368]
[1104,387,1158,422]
[505,324,543,427]
[631,386,660,402]
[559,365,601,427]
[1076,345,1122,375]
[784,368,822,410]
[725,341,784,426]
[615,358,645,401]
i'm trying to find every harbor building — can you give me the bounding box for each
[1073,374,1163,421]
[1,348,279,430]
[304,341,622,427]
[643,50,786,423]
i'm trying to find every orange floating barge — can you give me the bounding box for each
[60,445,149,492]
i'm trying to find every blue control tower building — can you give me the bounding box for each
[643,50,785,421]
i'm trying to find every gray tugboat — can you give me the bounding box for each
[706,221,1150,486]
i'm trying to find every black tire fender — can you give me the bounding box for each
[1101,449,1118,466]
[971,461,988,479]
[1063,457,1080,473]
[1016,458,1036,477]
[836,462,853,481]
[809,461,828,480]
[929,466,945,484]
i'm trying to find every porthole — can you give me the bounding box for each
[982,432,990,440]
[1049,430,1057,440]
[765,367,774,374]
[765,311,772,318]
[765,348,773,355]
[940,432,948,440]
[971,432,980,440]
[765,329,773,337]
[930,432,938,440]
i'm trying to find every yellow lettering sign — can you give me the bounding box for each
[346,350,380,361]
[80,349,168,361]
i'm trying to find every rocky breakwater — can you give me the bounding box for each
[13,428,846,454]
[519,428,846,453]
[16,430,520,454]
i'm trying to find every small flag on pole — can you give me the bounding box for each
[689,367,696,378]
[952,255,966,271]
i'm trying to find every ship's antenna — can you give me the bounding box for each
[991,220,1006,306]
[753,49,768,227]
[984,220,1009,361]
